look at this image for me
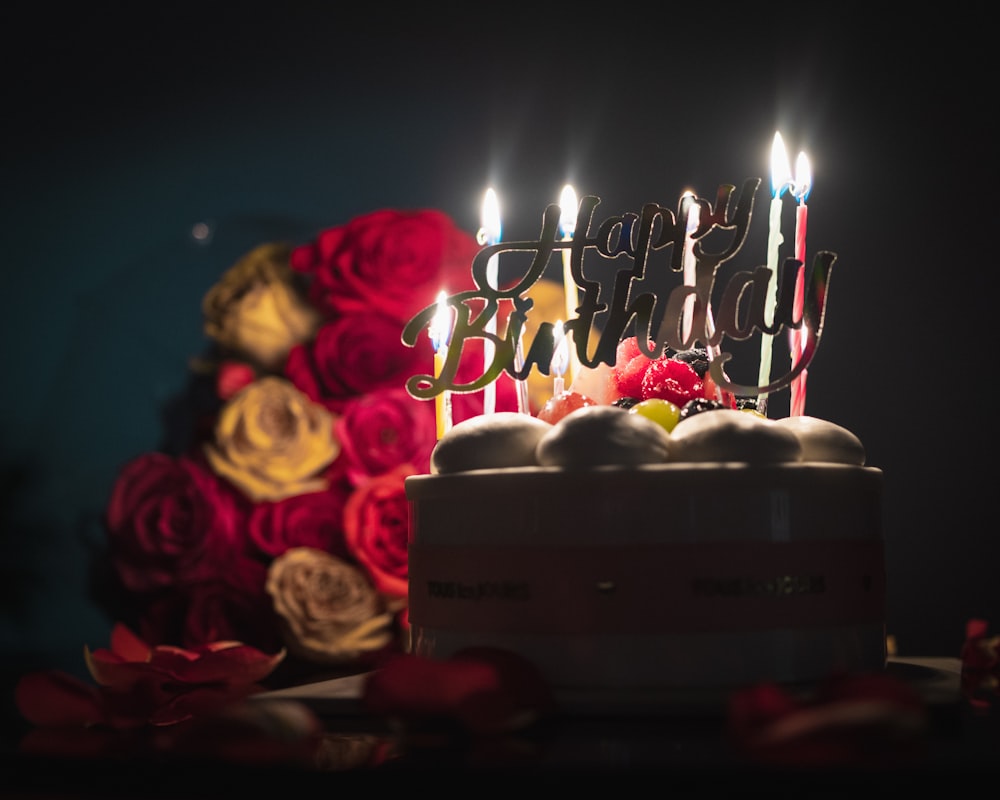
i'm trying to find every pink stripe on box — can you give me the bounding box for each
[408,540,885,635]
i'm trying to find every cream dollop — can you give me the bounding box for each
[668,408,802,463]
[536,405,673,468]
[774,415,866,465]
[431,412,552,474]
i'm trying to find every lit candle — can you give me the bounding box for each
[551,320,569,397]
[429,290,453,439]
[789,151,812,417]
[680,191,699,345]
[480,188,501,415]
[559,184,579,385]
[512,325,531,414]
[756,132,793,417]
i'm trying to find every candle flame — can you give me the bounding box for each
[551,321,569,377]
[688,204,700,233]
[792,151,812,203]
[770,132,793,198]
[480,187,501,246]
[559,184,578,238]
[429,290,450,352]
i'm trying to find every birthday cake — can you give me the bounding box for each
[401,141,887,703]
[405,379,886,701]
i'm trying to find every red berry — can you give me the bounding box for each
[537,390,598,424]
[612,336,656,398]
[640,358,704,407]
[615,336,644,364]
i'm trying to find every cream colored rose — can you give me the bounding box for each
[266,547,395,664]
[203,243,321,371]
[204,377,339,501]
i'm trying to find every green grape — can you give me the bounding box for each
[629,398,682,432]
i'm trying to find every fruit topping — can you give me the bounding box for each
[630,398,682,432]
[667,347,710,377]
[640,357,704,407]
[678,397,727,422]
[612,397,641,409]
[537,390,598,424]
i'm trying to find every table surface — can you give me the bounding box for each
[5,656,998,791]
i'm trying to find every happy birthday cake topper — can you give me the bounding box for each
[402,171,835,405]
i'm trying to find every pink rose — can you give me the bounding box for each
[246,483,354,560]
[335,387,436,486]
[285,311,432,412]
[105,454,248,593]
[289,209,481,325]
[343,465,413,600]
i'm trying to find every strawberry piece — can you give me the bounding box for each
[612,337,656,398]
[537,391,597,424]
[640,357,704,407]
[615,337,644,364]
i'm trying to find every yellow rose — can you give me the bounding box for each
[265,547,396,664]
[204,377,339,501]
[203,243,321,371]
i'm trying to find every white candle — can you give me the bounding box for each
[559,184,579,385]
[680,191,699,345]
[429,290,453,439]
[789,151,812,417]
[756,132,792,417]
[480,188,501,415]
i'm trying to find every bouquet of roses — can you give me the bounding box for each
[99,209,521,675]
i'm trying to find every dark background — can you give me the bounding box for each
[1,2,995,704]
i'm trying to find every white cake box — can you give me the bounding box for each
[406,463,886,705]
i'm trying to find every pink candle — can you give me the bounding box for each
[559,185,580,385]
[789,151,811,417]
[551,321,568,397]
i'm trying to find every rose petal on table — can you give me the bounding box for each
[727,672,927,767]
[109,623,153,662]
[362,647,554,734]
[14,670,106,727]
[170,643,286,685]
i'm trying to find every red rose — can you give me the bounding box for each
[105,453,248,593]
[246,484,354,560]
[335,387,436,486]
[285,311,433,413]
[289,209,481,325]
[178,582,282,651]
[216,359,257,400]
[137,578,281,653]
[343,465,413,600]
